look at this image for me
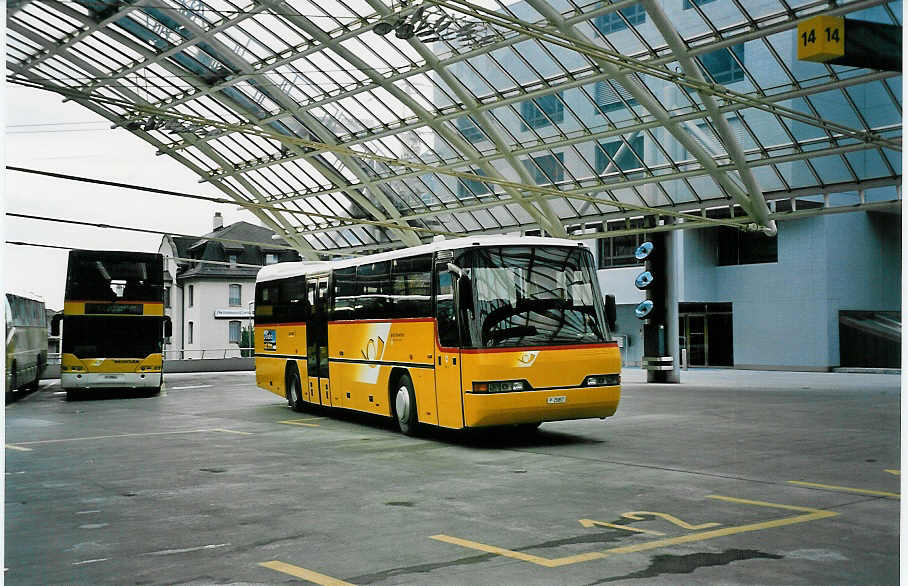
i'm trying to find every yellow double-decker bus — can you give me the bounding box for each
[52,250,171,400]
[255,236,620,435]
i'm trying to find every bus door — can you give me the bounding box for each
[306,274,331,406]
[434,263,464,428]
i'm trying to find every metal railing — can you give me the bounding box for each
[164,348,254,360]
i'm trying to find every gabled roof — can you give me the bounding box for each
[187,221,287,252]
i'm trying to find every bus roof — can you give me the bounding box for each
[256,235,587,283]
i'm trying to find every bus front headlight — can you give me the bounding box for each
[472,380,530,393]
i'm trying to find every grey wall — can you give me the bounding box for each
[672,212,900,370]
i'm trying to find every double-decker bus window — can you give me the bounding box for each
[66,254,162,302]
[356,261,391,320]
[391,254,432,318]
[333,266,357,319]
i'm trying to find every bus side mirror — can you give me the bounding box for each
[605,294,617,332]
[51,314,62,336]
[163,316,172,338]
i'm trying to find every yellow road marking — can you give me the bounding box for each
[430,534,606,567]
[432,495,838,567]
[5,444,32,452]
[578,519,665,535]
[5,428,250,448]
[260,560,354,585]
[884,469,900,476]
[280,418,323,427]
[789,480,899,499]
[622,511,720,530]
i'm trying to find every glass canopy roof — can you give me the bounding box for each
[6,0,902,258]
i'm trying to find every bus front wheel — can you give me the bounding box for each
[286,366,304,412]
[393,374,418,436]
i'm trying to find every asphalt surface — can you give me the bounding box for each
[4,369,901,585]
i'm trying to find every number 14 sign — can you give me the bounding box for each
[797,15,845,63]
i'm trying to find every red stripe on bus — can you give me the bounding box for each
[457,342,618,354]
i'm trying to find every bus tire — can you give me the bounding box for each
[286,365,304,412]
[393,373,418,436]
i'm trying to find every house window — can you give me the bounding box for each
[595,4,646,35]
[594,80,637,114]
[683,0,717,8]
[188,321,194,344]
[699,44,745,84]
[265,253,278,265]
[520,93,564,129]
[597,218,646,268]
[717,228,778,265]
[228,320,241,344]
[523,153,565,185]
[188,285,194,307]
[456,116,485,143]
[229,284,242,306]
[163,286,171,308]
[458,167,492,199]
[228,254,238,266]
[596,135,645,174]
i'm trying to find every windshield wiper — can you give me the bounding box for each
[486,325,538,345]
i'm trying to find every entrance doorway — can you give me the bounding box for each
[678,302,733,367]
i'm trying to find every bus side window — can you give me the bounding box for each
[435,265,458,347]
[332,266,357,320]
[391,254,432,318]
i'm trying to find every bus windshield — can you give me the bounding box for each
[65,251,163,303]
[461,246,610,348]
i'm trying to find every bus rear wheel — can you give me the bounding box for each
[286,367,304,412]
[393,374,418,436]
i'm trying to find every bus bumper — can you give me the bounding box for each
[61,372,162,390]
[463,385,620,427]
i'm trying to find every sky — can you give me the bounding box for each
[3,84,261,310]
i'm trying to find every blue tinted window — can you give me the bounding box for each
[520,93,564,129]
[683,0,717,9]
[595,136,644,174]
[458,167,492,198]
[699,44,745,84]
[595,4,645,35]
[523,153,565,184]
[456,116,485,143]
[594,81,637,114]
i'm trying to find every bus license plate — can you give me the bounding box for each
[547,396,566,404]
[103,375,121,379]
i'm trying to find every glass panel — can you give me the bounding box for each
[463,246,608,348]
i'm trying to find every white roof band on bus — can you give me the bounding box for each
[255,235,586,284]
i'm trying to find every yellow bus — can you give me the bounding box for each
[52,250,171,400]
[5,292,48,394]
[254,236,620,435]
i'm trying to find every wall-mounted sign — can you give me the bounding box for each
[214,308,252,319]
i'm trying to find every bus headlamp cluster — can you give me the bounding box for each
[472,380,529,393]
[584,374,620,386]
